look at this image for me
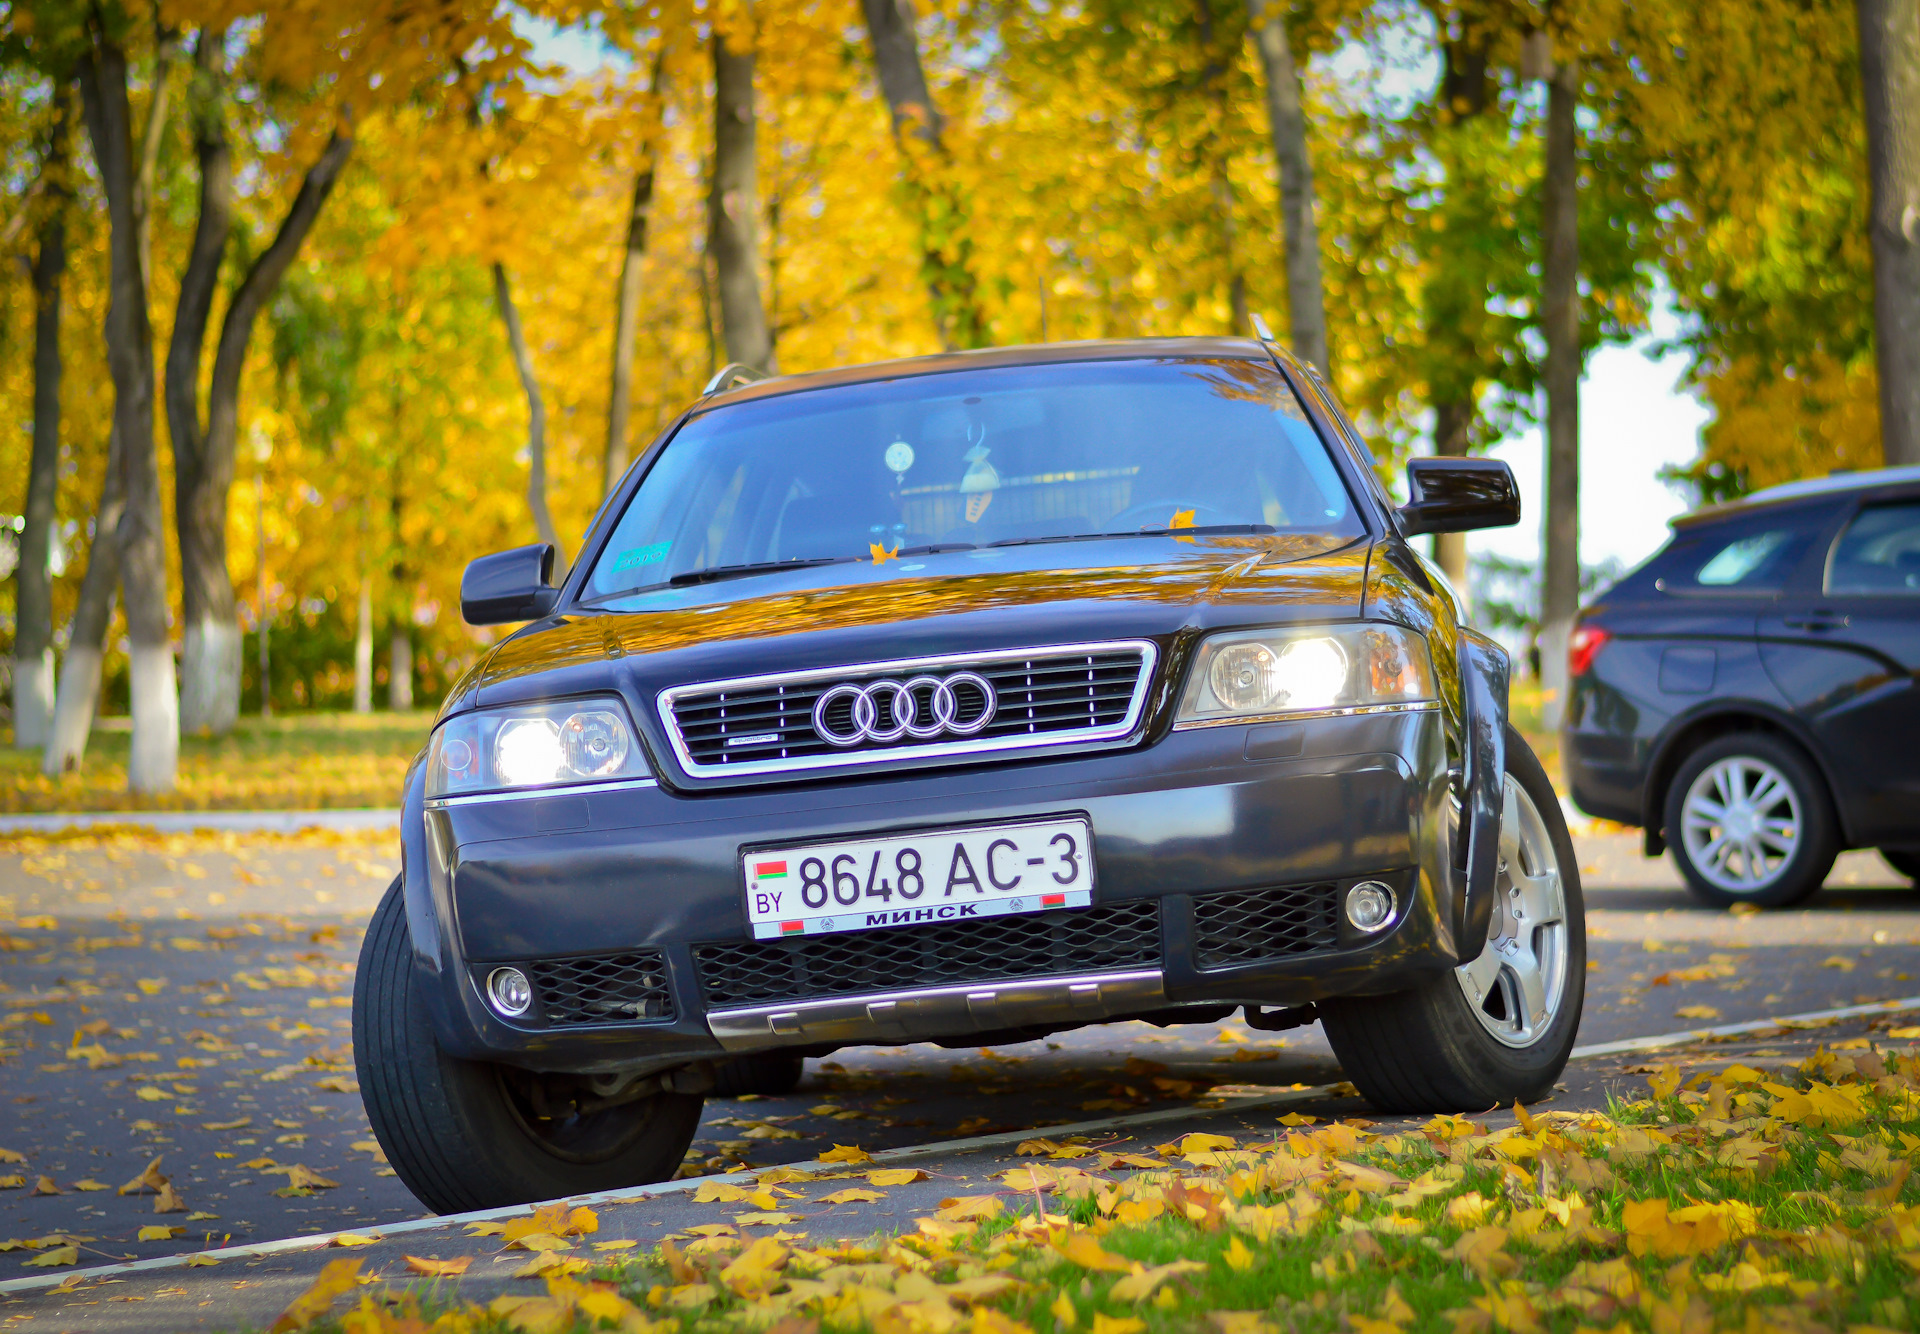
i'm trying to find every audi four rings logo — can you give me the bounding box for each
[812,672,997,747]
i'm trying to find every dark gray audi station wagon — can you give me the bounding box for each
[353,337,1583,1212]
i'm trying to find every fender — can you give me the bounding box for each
[398,755,468,1048]
[1638,697,1852,849]
[1456,628,1509,961]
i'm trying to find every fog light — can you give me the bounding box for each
[1346,881,1395,932]
[487,966,533,1017]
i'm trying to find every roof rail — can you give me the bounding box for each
[702,363,770,396]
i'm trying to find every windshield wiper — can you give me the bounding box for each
[987,525,1275,550]
[895,542,977,556]
[668,556,856,587]
[1128,523,1276,537]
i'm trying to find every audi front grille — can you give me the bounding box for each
[659,641,1156,779]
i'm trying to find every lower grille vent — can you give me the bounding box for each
[516,951,674,1027]
[1192,885,1339,969]
[696,901,1161,1008]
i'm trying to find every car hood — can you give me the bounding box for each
[460,533,1373,713]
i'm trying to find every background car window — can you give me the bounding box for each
[585,358,1361,599]
[1656,510,1828,594]
[1826,501,1920,595]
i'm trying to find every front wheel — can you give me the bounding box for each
[353,878,704,1214]
[1320,729,1585,1112]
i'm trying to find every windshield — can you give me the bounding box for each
[584,357,1361,599]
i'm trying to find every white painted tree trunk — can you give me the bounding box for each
[179,616,239,734]
[127,642,179,793]
[43,644,103,775]
[1539,619,1571,731]
[388,631,412,711]
[12,650,55,749]
[353,582,373,713]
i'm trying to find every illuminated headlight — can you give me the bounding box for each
[427,697,648,797]
[1177,624,1435,723]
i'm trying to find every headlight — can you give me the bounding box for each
[1177,624,1435,724]
[427,696,649,797]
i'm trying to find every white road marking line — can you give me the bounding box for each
[9,991,1920,1296]
[1568,993,1920,1060]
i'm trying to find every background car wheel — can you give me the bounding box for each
[353,878,704,1214]
[1663,734,1837,908]
[1880,849,1920,883]
[712,1052,805,1097]
[1319,729,1585,1113]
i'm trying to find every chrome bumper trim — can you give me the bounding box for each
[705,968,1167,1051]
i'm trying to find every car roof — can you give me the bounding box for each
[696,337,1274,409]
[1673,463,1920,530]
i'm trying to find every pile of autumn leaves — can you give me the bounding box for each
[279,1042,1920,1334]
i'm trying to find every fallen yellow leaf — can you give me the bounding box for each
[403,1254,473,1276]
[138,1225,184,1241]
[870,1168,927,1186]
[268,1256,361,1332]
[819,1144,873,1164]
[1054,1231,1132,1272]
[821,1187,884,1204]
[22,1246,78,1267]
[934,1196,1003,1223]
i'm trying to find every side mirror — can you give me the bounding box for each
[461,543,560,626]
[1398,458,1522,536]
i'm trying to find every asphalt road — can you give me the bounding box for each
[1,825,1917,1331]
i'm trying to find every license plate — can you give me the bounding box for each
[742,817,1094,939]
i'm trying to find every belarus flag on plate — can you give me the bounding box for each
[754,860,788,880]
[780,920,805,935]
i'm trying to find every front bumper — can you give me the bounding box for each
[408,707,1464,1074]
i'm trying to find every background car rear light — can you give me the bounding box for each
[1568,625,1611,677]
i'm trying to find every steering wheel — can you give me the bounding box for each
[1106,500,1238,532]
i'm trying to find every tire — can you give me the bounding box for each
[353,877,704,1214]
[1881,849,1920,883]
[1663,733,1838,908]
[1320,729,1585,1113]
[712,1052,805,1097]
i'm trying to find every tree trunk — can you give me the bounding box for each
[174,98,353,737]
[858,0,986,350]
[1857,0,1920,466]
[605,165,656,495]
[491,262,560,550]
[15,100,71,750]
[709,22,775,370]
[1431,398,1474,600]
[1193,0,1250,338]
[1539,56,1581,729]
[80,31,175,794]
[1246,0,1330,374]
[388,630,412,711]
[605,54,668,497]
[43,429,123,775]
[353,510,372,713]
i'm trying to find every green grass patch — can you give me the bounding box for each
[271,1041,1920,1334]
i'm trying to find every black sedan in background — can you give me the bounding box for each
[355,337,1574,1213]
[1565,464,1920,906]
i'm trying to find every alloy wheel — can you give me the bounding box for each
[1679,756,1801,894]
[1454,774,1570,1048]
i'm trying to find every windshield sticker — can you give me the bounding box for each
[884,439,916,476]
[611,541,671,574]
